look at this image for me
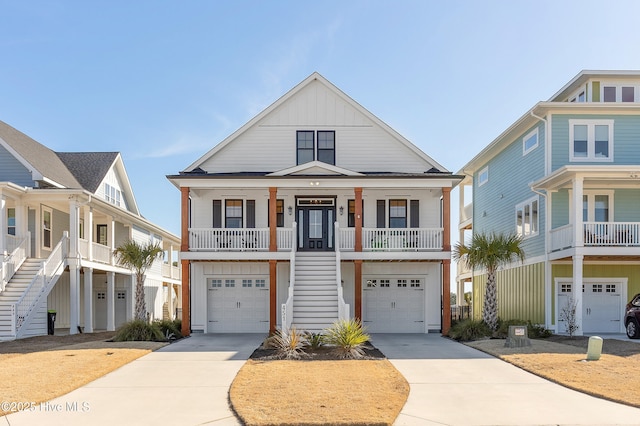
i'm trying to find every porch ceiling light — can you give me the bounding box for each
[309,181,319,186]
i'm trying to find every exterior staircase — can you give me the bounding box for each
[0,259,44,340]
[291,252,339,332]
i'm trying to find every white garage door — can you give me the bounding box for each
[207,278,269,333]
[583,282,622,333]
[557,280,624,334]
[362,278,425,333]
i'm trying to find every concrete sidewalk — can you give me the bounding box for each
[372,334,640,426]
[4,333,640,426]
[3,334,263,426]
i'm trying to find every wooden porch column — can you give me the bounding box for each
[269,259,277,334]
[181,259,190,336]
[269,187,277,252]
[354,187,362,252]
[442,187,451,251]
[180,187,189,252]
[442,259,451,335]
[354,260,362,320]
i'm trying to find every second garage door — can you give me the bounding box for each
[207,278,269,333]
[362,278,425,333]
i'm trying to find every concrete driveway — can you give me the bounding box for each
[3,333,263,426]
[4,332,640,426]
[371,333,640,426]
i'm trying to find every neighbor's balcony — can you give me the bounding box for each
[550,222,640,252]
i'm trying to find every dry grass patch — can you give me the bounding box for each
[0,332,166,416]
[230,359,409,426]
[466,337,640,408]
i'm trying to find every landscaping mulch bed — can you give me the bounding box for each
[249,340,386,360]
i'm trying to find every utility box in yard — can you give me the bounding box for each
[505,325,531,348]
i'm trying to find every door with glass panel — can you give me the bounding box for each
[297,198,335,251]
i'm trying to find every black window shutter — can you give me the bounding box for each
[213,200,222,228]
[247,200,256,228]
[410,200,419,228]
[376,200,385,228]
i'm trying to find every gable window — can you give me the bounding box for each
[296,130,336,165]
[296,131,315,165]
[478,167,489,186]
[104,183,122,207]
[42,207,52,249]
[317,131,335,165]
[225,200,243,228]
[569,120,613,162]
[602,85,636,103]
[389,200,407,228]
[7,208,15,236]
[522,129,538,155]
[515,197,538,238]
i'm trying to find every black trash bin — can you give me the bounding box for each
[47,310,56,335]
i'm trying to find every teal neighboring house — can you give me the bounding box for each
[456,70,640,336]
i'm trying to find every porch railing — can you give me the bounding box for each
[584,222,640,246]
[189,228,271,251]
[362,228,443,251]
[92,242,112,264]
[550,224,573,252]
[335,222,349,320]
[162,263,181,280]
[1,234,30,292]
[12,233,68,338]
[282,222,296,331]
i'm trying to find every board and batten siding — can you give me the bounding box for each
[97,166,130,211]
[198,80,436,174]
[0,143,34,187]
[551,114,640,172]
[473,122,546,258]
[472,262,545,324]
[551,263,640,324]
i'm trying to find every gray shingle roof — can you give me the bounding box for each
[56,152,118,192]
[0,120,82,188]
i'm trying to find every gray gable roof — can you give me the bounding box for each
[57,152,118,192]
[0,120,82,188]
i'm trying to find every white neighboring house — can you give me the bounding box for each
[0,120,181,340]
[168,72,462,336]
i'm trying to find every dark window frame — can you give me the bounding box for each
[225,199,243,228]
[317,130,335,165]
[389,199,407,228]
[348,199,364,228]
[296,130,315,165]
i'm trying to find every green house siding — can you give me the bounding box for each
[551,263,640,324]
[551,188,640,230]
[472,262,545,324]
[551,190,570,229]
[552,114,640,172]
[473,121,546,258]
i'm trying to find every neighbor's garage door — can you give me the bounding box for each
[207,278,269,333]
[583,282,622,333]
[362,278,425,333]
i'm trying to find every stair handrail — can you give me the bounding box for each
[335,222,349,320]
[282,222,296,332]
[1,233,30,292]
[12,232,69,338]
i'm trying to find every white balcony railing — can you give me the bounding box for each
[189,228,271,251]
[584,222,640,246]
[362,228,443,251]
[550,224,574,252]
[162,263,181,280]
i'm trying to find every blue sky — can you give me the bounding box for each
[3,1,640,236]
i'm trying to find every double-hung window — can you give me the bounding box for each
[7,208,15,236]
[43,207,52,249]
[296,130,335,165]
[515,197,538,238]
[347,199,364,227]
[225,200,243,228]
[389,200,407,228]
[583,192,612,223]
[569,120,613,162]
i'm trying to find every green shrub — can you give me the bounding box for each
[270,327,307,360]
[324,319,370,359]
[304,331,325,350]
[113,320,165,342]
[154,319,182,340]
[448,319,491,341]
[527,321,552,338]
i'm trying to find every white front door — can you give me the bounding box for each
[362,278,425,333]
[207,278,269,333]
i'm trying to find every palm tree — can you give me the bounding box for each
[453,232,525,332]
[114,240,164,321]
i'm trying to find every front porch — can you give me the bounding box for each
[550,222,640,252]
